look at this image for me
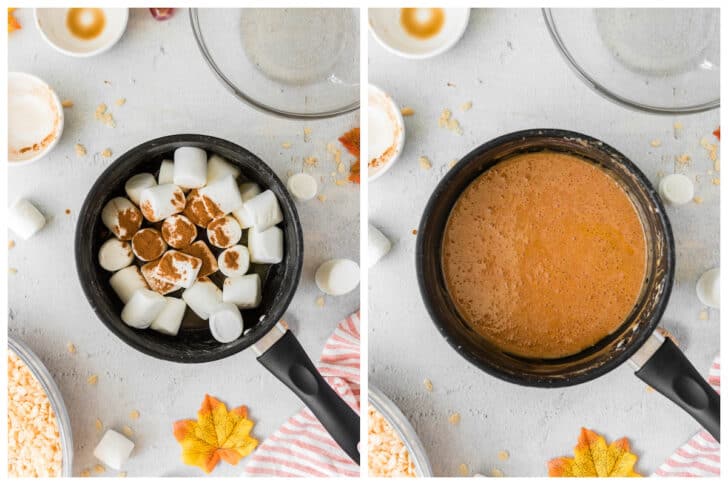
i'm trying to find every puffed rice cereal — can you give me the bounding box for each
[368,404,416,477]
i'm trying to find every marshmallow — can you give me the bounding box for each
[218,245,250,277]
[315,258,360,296]
[209,303,244,343]
[158,159,175,185]
[223,273,262,309]
[8,199,47,240]
[207,154,241,183]
[173,146,208,189]
[139,184,186,222]
[199,175,243,219]
[659,173,694,206]
[102,197,142,240]
[94,429,135,471]
[248,226,284,264]
[696,268,719,308]
[121,288,166,329]
[140,259,181,295]
[131,228,167,262]
[207,215,242,249]
[182,277,223,320]
[182,240,218,277]
[287,173,318,201]
[124,173,156,206]
[232,182,262,229]
[156,250,202,288]
[242,189,283,231]
[368,223,392,268]
[161,214,197,249]
[150,297,187,336]
[109,266,148,304]
[98,238,134,272]
[183,189,214,228]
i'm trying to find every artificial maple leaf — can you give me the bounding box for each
[713,127,720,141]
[173,394,258,474]
[547,427,641,477]
[339,127,361,184]
[8,8,21,33]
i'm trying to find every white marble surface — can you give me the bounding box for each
[368,8,720,477]
[8,8,359,477]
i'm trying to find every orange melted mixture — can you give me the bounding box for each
[66,8,106,40]
[443,151,646,359]
[400,8,445,40]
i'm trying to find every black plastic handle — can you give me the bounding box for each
[635,338,720,442]
[257,330,360,464]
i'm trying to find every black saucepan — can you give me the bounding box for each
[76,134,359,463]
[416,129,720,441]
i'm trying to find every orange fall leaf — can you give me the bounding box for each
[339,127,361,184]
[547,427,642,477]
[713,127,720,141]
[8,8,21,33]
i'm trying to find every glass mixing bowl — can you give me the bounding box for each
[543,8,719,114]
[190,8,360,119]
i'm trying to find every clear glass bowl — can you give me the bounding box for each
[368,385,432,477]
[8,337,74,477]
[190,8,360,119]
[543,8,719,114]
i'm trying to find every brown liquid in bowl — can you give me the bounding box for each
[442,151,646,359]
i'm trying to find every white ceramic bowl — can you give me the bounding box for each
[368,84,405,182]
[369,8,470,59]
[8,72,64,166]
[35,7,128,57]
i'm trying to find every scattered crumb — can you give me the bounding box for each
[315,296,325,307]
[498,450,510,461]
[8,268,18,275]
[699,309,709,320]
[700,137,719,162]
[419,156,432,170]
[461,101,472,112]
[646,385,655,393]
[93,464,105,474]
[448,159,458,169]
[423,378,433,392]
[401,106,415,116]
[447,118,463,135]
[67,342,76,354]
[303,127,312,142]
[459,463,469,476]
[490,467,505,477]
[115,98,126,106]
[676,154,691,166]
[122,426,134,438]
[438,108,463,134]
[712,178,720,185]
[334,179,348,186]
[304,156,318,167]
[281,142,292,149]
[95,103,116,127]
[317,194,327,202]
[80,469,91,477]
[448,413,461,425]
[8,240,15,249]
[95,418,103,432]
[101,148,112,158]
[650,139,661,147]
[118,472,127,478]
[438,109,451,128]
[714,159,720,172]
[693,196,703,204]
[673,122,683,139]
[129,410,140,420]
[87,374,98,386]
[75,144,87,157]
[337,162,346,174]
[61,99,74,108]
[65,209,71,215]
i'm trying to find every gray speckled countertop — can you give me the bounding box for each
[368,8,719,477]
[8,8,359,477]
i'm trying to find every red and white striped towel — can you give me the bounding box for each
[244,312,361,477]
[654,356,720,477]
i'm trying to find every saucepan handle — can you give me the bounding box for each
[631,332,720,442]
[254,324,360,464]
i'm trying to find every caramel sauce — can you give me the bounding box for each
[400,8,445,40]
[442,152,647,359]
[66,8,106,41]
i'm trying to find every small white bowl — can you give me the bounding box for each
[8,72,64,166]
[369,8,470,59]
[368,84,405,182]
[34,8,128,57]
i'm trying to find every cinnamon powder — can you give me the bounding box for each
[183,189,213,228]
[158,251,201,282]
[201,194,225,220]
[182,240,218,277]
[131,228,166,261]
[208,218,231,247]
[116,207,142,240]
[162,215,197,249]
[224,250,239,271]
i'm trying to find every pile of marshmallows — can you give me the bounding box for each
[100,147,284,343]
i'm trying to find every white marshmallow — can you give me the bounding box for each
[248,226,284,264]
[140,260,181,295]
[156,250,202,289]
[8,199,47,240]
[124,173,157,206]
[696,268,719,308]
[98,238,134,272]
[150,297,187,336]
[199,175,243,218]
[94,429,135,471]
[223,273,262,309]
[209,302,244,343]
[182,277,223,320]
[173,146,208,189]
[659,173,694,206]
[158,159,175,185]
[242,189,283,231]
[368,223,392,268]
[101,197,142,240]
[218,245,250,277]
[315,258,360,296]
[121,288,166,329]
[109,266,148,304]
[207,154,241,183]
[287,173,318,201]
[207,215,242,249]
[138,184,186,222]
[232,182,262,229]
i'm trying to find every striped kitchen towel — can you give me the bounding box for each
[654,356,720,477]
[244,312,361,477]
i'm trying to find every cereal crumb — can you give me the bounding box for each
[334,179,348,186]
[498,450,510,461]
[461,101,472,112]
[67,342,76,354]
[646,385,655,393]
[419,156,432,170]
[80,469,91,477]
[87,374,98,386]
[650,139,662,147]
[699,309,709,320]
[101,148,112,158]
[316,296,325,307]
[129,410,140,420]
[95,103,116,127]
[693,196,703,204]
[93,464,105,474]
[281,142,292,149]
[75,144,87,157]
[115,98,126,106]
[459,463,469,476]
[448,159,458,169]
[401,106,415,116]
[317,194,327,202]
[490,467,505,477]
[423,378,433,392]
[303,127,312,142]
[122,425,134,438]
[95,418,103,432]
[673,122,683,138]
[8,239,15,249]
[61,99,74,108]
[448,412,461,425]
[712,178,720,185]
[676,154,692,165]
[304,156,318,167]
[438,109,451,128]
[9,268,18,275]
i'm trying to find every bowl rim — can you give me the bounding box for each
[189,8,360,120]
[367,83,406,183]
[33,7,129,58]
[542,8,719,115]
